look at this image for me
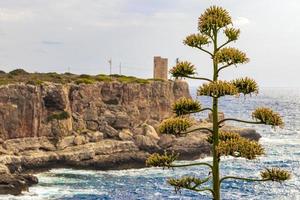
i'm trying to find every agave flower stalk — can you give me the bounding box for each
[146,6,290,200]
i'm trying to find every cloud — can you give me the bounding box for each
[233,17,250,26]
[42,41,64,45]
[0,8,34,22]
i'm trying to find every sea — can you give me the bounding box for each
[1,87,300,200]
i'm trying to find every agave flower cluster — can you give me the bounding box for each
[169,61,196,78]
[168,176,210,193]
[158,117,193,135]
[183,34,210,48]
[172,97,202,116]
[231,77,259,95]
[260,168,291,182]
[224,27,240,41]
[197,80,238,97]
[146,151,178,168]
[208,131,264,159]
[198,6,231,35]
[215,47,249,65]
[197,77,259,98]
[207,131,243,144]
[252,107,284,127]
[217,137,265,159]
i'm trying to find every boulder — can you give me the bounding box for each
[0,174,38,195]
[142,124,160,140]
[86,121,99,131]
[74,135,87,145]
[103,111,116,125]
[221,126,261,141]
[114,112,130,129]
[169,132,210,160]
[144,119,159,129]
[157,134,176,149]
[119,129,133,141]
[86,131,104,142]
[98,122,119,138]
[0,164,10,174]
[56,136,75,150]
[3,137,56,153]
[132,127,143,135]
[134,135,160,152]
[0,146,10,155]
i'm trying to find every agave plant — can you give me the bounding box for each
[146,6,290,200]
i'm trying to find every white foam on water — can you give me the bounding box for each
[260,137,300,145]
[0,185,109,200]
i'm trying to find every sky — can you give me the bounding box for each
[0,0,299,87]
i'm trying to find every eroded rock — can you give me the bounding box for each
[119,129,133,141]
[142,124,160,140]
[134,135,160,152]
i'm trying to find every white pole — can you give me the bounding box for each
[108,59,112,75]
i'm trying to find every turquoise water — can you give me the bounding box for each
[1,88,300,200]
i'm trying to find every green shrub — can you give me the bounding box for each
[95,75,112,82]
[9,68,29,76]
[26,79,44,86]
[47,111,70,122]
[147,78,165,82]
[117,76,149,84]
[79,74,92,79]
[75,78,96,84]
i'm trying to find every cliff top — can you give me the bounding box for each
[0,68,166,86]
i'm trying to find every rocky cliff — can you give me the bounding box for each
[0,80,193,194]
[0,79,261,195]
[0,80,189,140]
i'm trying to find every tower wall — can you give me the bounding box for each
[153,56,168,80]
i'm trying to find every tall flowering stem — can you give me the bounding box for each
[146,6,290,200]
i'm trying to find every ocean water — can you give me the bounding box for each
[1,87,300,200]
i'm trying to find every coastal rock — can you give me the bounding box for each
[74,135,87,145]
[0,146,9,155]
[0,164,9,174]
[119,129,133,141]
[3,137,56,153]
[169,132,211,160]
[0,174,38,195]
[142,124,160,140]
[85,131,104,142]
[86,121,99,131]
[56,136,75,150]
[221,126,261,141]
[157,134,176,149]
[0,81,190,139]
[134,135,160,152]
[114,112,130,129]
[99,123,119,138]
[0,80,264,196]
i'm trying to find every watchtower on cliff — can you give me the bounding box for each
[153,56,168,81]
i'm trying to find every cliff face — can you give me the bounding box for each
[0,79,261,195]
[0,80,190,140]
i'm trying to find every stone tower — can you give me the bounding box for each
[153,56,168,81]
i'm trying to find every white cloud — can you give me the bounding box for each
[0,8,34,22]
[233,17,250,26]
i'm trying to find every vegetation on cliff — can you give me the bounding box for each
[0,69,164,86]
[146,6,291,200]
